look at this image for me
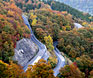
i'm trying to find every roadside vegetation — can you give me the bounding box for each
[0,0,30,63]
[0,59,56,78]
[0,0,93,78]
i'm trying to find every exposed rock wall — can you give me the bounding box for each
[13,38,38,67]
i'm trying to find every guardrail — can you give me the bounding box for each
[22,15,65,76]
[22,15,48,71]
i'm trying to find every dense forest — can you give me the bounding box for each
[45,1,93,22]
[28,9,74,41]
[28,13,93,78]
[58,28,93,77]
[11,0,93,22]
[0,0,93,78]
[27,8,93,78]
[58,28,93,58]
[0,59,56,78]
[0,1,56,78]
[26,2,93,77]
[0,0,30,63]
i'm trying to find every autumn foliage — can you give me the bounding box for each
[0,59,56,78]
[25,59,56,78]
[28,9,74,41]
[59,64,84,78]
[0,0,30,63]
[58,28,93,77]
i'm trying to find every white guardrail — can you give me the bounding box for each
[22,15,65,76]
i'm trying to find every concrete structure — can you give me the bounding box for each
[13,38,38,67]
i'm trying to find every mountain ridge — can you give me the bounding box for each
[55,0,93,16]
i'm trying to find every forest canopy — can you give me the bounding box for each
[0,0,30,63]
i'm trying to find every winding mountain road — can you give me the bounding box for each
[74,23,83,29]
[22,15,65,76]
[22,15,48,72]
[53,41,65,76]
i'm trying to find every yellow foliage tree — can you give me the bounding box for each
[62,26,66,31]
[0,60,8,78]
[29,13,37,26]
[26,59,56,78]
[8,10,14,17]
[31,19,37,26]
[82,22,87,26]
[44,35,54,52]
[30,13,37,20]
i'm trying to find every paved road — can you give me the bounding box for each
[22,15,48,71]
[74,23,83,29]
[22,15,65,76]
[53,41,65,76]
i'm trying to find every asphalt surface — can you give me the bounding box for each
[22,15,65,76]
[22,15,47,71]
[74,23,83,29]
[53,41,65,76]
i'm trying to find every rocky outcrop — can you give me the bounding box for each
[13,38,38,67]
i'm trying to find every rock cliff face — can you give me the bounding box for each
[13,38,38,67]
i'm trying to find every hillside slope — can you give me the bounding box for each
[12,0,93,22]
[45,1,93,22]
[0,0,30,63]
[56,0,93,16]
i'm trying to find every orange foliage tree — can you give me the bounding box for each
[59,64,84,78]
[0,0,30,63]
[25,59,56,78]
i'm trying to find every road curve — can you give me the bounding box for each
[22,15,48,71]
[74,23,83,29]
[22,15,65,76]
[53,41,65,76]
